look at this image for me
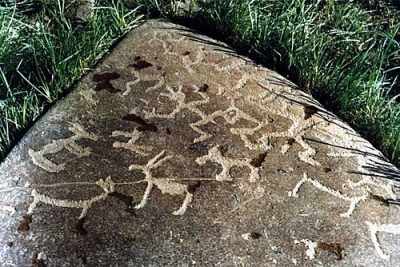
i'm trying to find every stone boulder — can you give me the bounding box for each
[0,20,399,266]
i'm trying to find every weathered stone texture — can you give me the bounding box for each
[0,20,399,266]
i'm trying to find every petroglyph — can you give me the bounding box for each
[289,173,367,217]
[215,57,247,73]
[196,145,260,183]
[112,129,153,157]
[144,81,274,151]
[182,46,205,74]
[147,31,204,75]
[229,118,273,151]
[247,91,322,166]
[79,86,98,106]
[350,178,397,201]
[129,151,194,215]
[17,177,116,234]
[144,84,209,120]
[28,123,99,172]
[68,123,99,140]
[268,116,321,165]
[28,148,65,173]
[3,21,400,266]
[366,221,400,260]
[146,31,186,56]
[246,90,281,109]
[147,30,249,77]
[191,99,259,143]
[123,70,166,96]
[342,168,398,201]
[138,31,322,162]
[314,124,399,200]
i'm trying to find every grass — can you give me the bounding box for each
[0,0,143,156]
[0,0,399,167]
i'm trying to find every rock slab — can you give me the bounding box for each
[0,20,400,266]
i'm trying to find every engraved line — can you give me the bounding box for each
[366,221,400,260]
[289,173,367,217]
[128,151,194,215]
[196,145,260,183]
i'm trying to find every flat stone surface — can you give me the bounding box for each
[1,19,400,266]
